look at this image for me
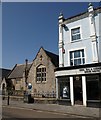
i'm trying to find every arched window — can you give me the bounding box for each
[36,65,46,82]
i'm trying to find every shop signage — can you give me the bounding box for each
[79,67,101,73]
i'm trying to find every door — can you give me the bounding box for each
[74,76,83,105]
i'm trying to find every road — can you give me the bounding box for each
[2,106,92,120]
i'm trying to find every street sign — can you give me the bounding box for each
[28,83,32,89]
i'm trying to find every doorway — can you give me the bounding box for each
[74,76,83,105]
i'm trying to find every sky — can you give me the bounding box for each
[2,2,100,69]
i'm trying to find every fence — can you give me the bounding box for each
[2,90,56,98]
[2,90,24,96]
[32,91,56,98]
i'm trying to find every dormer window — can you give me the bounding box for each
[71,27,81,41]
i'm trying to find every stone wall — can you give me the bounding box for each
[28,48,56,97]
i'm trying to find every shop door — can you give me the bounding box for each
[74,76,83,105]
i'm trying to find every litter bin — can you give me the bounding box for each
[23,92,34,103]
[23,91,28,103]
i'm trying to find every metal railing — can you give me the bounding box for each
[33,92,56,98]
[2,90,56,98]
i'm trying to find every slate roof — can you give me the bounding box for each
[0,68,11,83]
[8,63,32,79]
[0,68,11,79]
[44,50,59,67]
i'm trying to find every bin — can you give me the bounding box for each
[23,92,34,103]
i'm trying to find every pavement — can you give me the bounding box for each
[2,99,100,119]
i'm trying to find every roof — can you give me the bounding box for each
[8,63,32,79]
[44,49,59,67]
[0,68,11,78]
[0,68,11,83]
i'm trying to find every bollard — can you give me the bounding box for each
[7,95,9,105]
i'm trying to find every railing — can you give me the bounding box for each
[2,90,24,96]
[32,92,56,98]
[12,90,24,96]
[2,90,56,98]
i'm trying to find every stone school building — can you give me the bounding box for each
[27,47,59,98]
[7,47,59,99]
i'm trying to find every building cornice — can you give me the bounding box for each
[63,7,101,24]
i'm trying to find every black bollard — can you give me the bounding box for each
[7,95,9,105]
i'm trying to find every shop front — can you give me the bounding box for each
[55,63,101,107]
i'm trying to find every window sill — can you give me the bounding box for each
[58,98,71,101]
[36,81,47,84]
[71,39,82,43]
[87,100,100,102]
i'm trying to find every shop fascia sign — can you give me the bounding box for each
[79,66,101,74]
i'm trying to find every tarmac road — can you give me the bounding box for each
[2,106,92,120]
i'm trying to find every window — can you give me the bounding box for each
[70,49,85,66]
[86,75,99,100]
[36,65,46,82]
[71,27,81,41]
[59,80,70,99]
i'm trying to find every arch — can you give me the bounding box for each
[36,64,45,69]
[36,64,46,82]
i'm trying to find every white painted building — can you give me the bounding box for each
[55,3,101,107]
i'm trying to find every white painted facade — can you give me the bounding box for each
[55,4,101,106]
[59,5,101,67]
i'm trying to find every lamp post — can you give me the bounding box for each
[24,59,28,102]
[25,59,28,91]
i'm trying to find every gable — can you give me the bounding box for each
[33,47,59,67]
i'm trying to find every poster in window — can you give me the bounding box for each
[62,86,69,98]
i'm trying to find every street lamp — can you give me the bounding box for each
[25,59,28,90]
[24,59,29,103]
[24,59,34,103]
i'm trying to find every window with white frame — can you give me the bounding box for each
[36,65,46,82]
[71,27,81,41]
[70,49,85,66]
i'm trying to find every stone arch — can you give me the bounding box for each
[36,64,46,82]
